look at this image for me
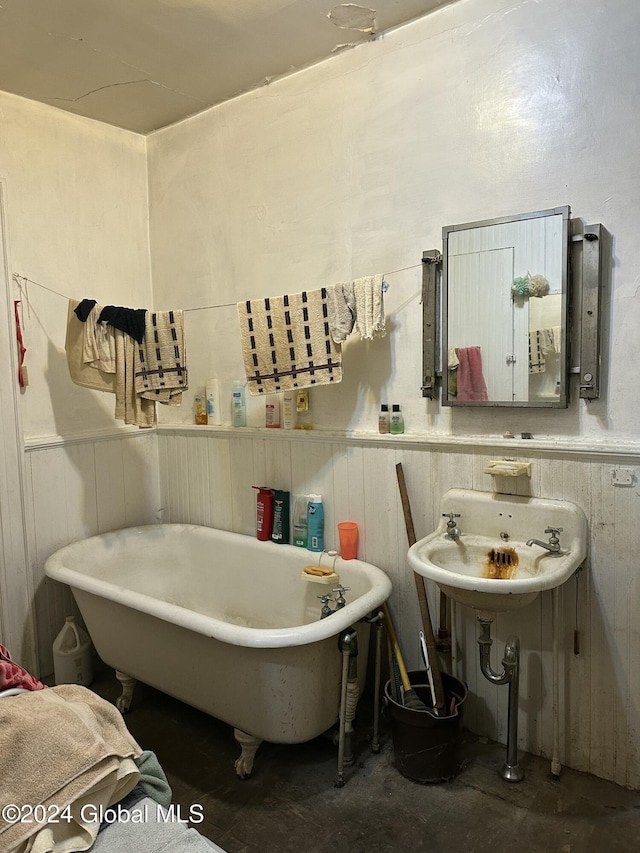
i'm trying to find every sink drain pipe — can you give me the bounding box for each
[477,616,524,782]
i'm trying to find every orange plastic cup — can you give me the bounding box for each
[337,522,359,560]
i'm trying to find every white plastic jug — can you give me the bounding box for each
[52,616,94,686]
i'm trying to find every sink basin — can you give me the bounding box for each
[408,489,588,613]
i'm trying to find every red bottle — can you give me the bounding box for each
[253,486,274,541]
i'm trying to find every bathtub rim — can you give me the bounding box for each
[44,524,392,649]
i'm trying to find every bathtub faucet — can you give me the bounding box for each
[318,586,351,618]
[333,585,351,609]
[318,594,335,618]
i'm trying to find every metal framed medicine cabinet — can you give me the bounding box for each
[421,205,604,408]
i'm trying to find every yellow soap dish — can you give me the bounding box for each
[301,566,339,584]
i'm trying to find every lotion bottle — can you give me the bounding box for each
[232,381,246,427]
[292,494,309,548]
[282,392,296,429]
[206,379,221,426]
[307,494,324,552]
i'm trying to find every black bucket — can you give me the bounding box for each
[384,670,467,783]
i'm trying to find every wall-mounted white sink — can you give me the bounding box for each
[408,489,588,613]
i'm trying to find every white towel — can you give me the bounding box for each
[65,301,116,393]
[353,274,386,340]
[326,282,356,344]
[81,304,116,374]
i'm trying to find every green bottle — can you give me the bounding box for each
[390,404,404,435]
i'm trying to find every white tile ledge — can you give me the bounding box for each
[156,424,640,462]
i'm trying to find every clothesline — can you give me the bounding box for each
[11,261,422,313]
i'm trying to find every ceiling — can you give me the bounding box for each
[0,0,453,135]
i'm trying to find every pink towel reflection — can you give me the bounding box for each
[457,346,488,401]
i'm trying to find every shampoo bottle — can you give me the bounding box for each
[271,490,290,544]
[292,494,309,548]
[307,494,324,552]
[206,378,221,426]
[253,486,273,541]
[232,381,247,427]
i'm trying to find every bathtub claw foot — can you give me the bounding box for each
[115,670,137,714]
[233,729,262,779]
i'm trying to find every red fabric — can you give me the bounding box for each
[0,644,46,692]
[457,346,489,401]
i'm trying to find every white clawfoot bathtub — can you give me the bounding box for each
[45,524,392,777]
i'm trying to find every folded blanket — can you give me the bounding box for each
[135,750,172,809]
[238,289,342,395]
[0,685,142,853]
[91,796,225,853]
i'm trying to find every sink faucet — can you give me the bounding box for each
[526,527,563,555]
[443,512,462,540]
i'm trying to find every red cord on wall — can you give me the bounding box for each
[14,300,27,387]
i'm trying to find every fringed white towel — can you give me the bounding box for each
[134,310,188,405]
[238,288,342,395]
[353,274,386,340]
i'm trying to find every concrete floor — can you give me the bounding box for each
[89,666,640,853]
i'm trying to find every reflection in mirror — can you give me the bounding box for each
[442,206,570,408]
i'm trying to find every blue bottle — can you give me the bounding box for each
[307,495,324,552]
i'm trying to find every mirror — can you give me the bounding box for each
[442,206,570,407]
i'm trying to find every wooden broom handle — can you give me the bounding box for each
[396,462,446,711]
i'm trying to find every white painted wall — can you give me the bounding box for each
[0,92,161,672]
[0,91,153,440]
[145,0,640,788]
[147,0,637,442]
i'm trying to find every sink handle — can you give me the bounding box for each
[443,512,461,521]
[545,527,563,536]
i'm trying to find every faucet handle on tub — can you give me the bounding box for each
[318,593,335,619]
[332,585,351,609]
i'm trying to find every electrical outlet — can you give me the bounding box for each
[611,468,634,486]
